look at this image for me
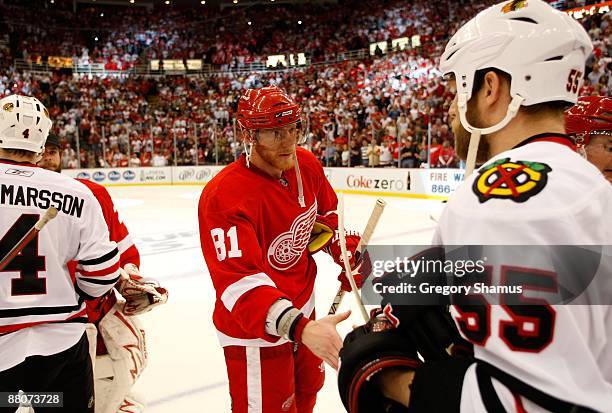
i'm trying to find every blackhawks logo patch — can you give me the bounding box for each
[472,158,551,203]
[502,0,528,13]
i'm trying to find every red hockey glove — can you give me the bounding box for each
[326,230,369,292]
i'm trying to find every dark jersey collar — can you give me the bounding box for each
[512,133,576,152]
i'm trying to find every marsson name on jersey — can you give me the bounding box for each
[1,183,84,217]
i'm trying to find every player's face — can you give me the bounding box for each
[38,145,61,172]
[448,78,489,164]
[255,123,300,171]
[585,134,612,183]
[448,79,472,161]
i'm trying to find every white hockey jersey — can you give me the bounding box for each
[0,160,120,371]
[434,134,612,412]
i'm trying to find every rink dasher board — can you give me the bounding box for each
[62,166,464,200]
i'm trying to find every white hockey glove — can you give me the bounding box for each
[116,264,168,316]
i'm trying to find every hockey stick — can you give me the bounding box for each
[0,207,58,272]
[336,194,369,322]
[328,197,386,322]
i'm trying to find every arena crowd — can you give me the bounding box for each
[0,0,609,169]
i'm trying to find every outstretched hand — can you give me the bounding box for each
[301,310,351,370]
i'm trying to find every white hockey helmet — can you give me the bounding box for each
[439,0,593,175]
[0,94,53,153]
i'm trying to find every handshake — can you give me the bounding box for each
[337,303,470,413]
[337,247,473,413]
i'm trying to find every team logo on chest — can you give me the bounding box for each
[472,158,552,203]
[268,201,317,270]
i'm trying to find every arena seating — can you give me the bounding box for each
[0,0,609,169]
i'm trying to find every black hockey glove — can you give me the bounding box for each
[338,310,420,413]
[379,301,465,361]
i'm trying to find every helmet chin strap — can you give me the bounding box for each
[243,129,255,168]
[243,141,253,168]
[292,151,306,208]
[457,93,524,177]
[294,120,307,207]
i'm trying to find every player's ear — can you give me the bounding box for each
[480,70,511,124]
[482,70,507,106]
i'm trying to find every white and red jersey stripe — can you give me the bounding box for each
[67,179,141,324]
[0,160,120,371]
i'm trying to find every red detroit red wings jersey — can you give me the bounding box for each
[67,179,140,325]
[199,148,337,347]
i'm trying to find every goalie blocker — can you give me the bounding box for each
[93,302,148,413]
[92,265,168,413]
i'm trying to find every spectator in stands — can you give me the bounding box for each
[399,138,417,168]
[152,151,167,167]
[437,140,456,168]
[341,144,350,167]
[62,144,78,169]
[417,141,428,168]
[367,141,380,167]
[360,138,369,167]
[379,140,393,167]
[349,140,362,167]
[129,153,142,167]
[397,114,410,140]
[427,137,442,168]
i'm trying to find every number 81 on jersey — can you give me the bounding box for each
[210,226,242,261]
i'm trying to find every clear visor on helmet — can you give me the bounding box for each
[256,116,307,145]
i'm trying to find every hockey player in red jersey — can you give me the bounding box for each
[198,86,365,413]
[565,96,612,183]
[38,134,168,413]
[0,95,121,412]
[337,1,612,412]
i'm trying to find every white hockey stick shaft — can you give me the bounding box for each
[0,207,58,272]
[337,194,369,322]
[328,197,386,321]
